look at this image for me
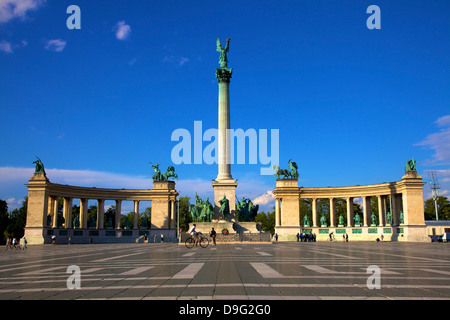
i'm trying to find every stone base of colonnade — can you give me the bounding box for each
[275,225,430,242]
[24,227,177,245]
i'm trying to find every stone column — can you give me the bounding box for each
[80,198,88,229]
[363,196,370,227]
[170,200,175,228]
[215,67,233,182]
[115,200,122,229]
[392,194,402,226]
[133,200,140,229]
[212,66,237,220]
[377,195,385,227]
[312,198,318,227]
[346,197,354,227]
[52,196,59,228]
[275,198,280,227]
[97,199,104,229]
[63,197,73,228]
[329,198,336,227]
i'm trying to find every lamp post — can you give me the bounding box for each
[177,199,180,243]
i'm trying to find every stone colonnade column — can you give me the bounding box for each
[275,198,280,227]
[97,199,104,229]
[363,196,370,227]
[133,200,140,229]
[51,196,58,228]
[329,198,335,227]
[170,200,175,228]
[346,197,354,227]
[377,195,385,227]
[115,200,122,229]
[63,197,73,228]
[80,198,88,229]
[312,198,318,227]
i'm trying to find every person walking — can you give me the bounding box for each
[154,234,157,243]
[22,237,27,250]
[5,237,11,251]
[160,233,164,243]
[210,228,217,246]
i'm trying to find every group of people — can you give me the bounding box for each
[296,232,316,242]
[187,224,217,246]
[5,237,27,250]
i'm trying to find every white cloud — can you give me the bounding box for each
[0,0,45,23]
[45,39,66,52]
[179,57,189,66]
[252,190,274,206]
[163,55,190,67]
[0,39,28,53]
[0,40,12,53]
[114,20,131,40]
[415,115,450,164]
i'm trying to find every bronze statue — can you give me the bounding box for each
[33,156,46,176]
[216,38,230,68]
[405,158,418,172]
[219,195,230,220]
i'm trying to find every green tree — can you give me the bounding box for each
[299,199,312,226]
[255,209,275,235]
[104,205,115,228]
[120,212,134,229]
[5,196,27,240]
[140,206,151,229]
[87,205,97,228]
[179,196,192,232]
[424,196,450,220]
[0,199,9,244]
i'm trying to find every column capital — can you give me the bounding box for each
[216,67,233,83]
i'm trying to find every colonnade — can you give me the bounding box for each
[274,194,403,228]
[24,172,178,244]
[47,197,177,230]
[272,171,428,242]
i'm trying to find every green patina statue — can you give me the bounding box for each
[354,213,361,226]
[405,158,418,172]
[338,214,344,226]
[236,197,259,222]
[74,216,80,229]
[189,193,214,222]
[219,195,230,220]
[273,159,299,179]
[386,211,393,225]
[150,163,178,181]
[303,214,310,227]
[216,38,230,68]
[33,156,46,176]
[371,212,378,226]
[320,214,327,227]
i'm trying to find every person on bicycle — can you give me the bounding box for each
[188,224,198,246]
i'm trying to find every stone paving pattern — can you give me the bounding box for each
[1,242,449,300]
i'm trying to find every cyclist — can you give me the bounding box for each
[188,223,199,246]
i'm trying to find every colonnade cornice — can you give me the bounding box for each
[26,181,178,201]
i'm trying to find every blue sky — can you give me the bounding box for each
[1,0,449,212]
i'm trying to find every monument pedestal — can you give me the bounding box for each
[212,179,238,220]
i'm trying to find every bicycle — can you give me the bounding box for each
[185,232,209,248]
[328,233,335,242]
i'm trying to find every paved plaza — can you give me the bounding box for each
[0,241,449,300]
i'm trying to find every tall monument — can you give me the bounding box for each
[212,38,238,219]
